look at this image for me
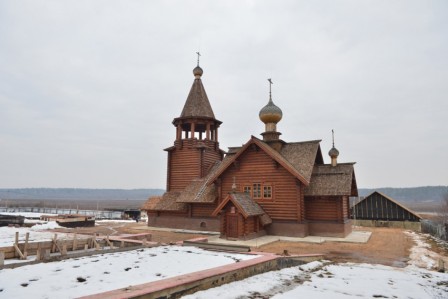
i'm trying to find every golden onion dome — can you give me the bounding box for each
[259,98,283,124]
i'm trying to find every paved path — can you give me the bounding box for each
[138,226,371,247]
[207,231,372,248]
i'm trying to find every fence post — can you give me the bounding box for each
[0,251,4,267]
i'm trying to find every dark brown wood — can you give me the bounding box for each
[219,146,301,221]
[226,213,239,238]
[351,192,421,222]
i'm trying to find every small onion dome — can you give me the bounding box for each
[259,99,283,124]
[193,66,203,78]
[328,146,339,158]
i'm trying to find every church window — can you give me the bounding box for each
[243,185,251,196]
[253,183,262,199]
[263,185,272,199]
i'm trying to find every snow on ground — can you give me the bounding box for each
[0,246,258,299]
[0,212,56,218]
[182,261,448,299]
[182,231,448,299]
[96,219,137,223]
[405,230,445,269]
[0,222,67,247]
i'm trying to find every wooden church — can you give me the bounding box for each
[142,62,358,239]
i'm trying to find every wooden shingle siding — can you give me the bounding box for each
[219,147,300,221]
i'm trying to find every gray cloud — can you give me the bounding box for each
[1,0,447,188]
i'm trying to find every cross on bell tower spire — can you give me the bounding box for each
[196,51,201,66]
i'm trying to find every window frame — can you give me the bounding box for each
[252,183,262,199]
[263,184,272,199]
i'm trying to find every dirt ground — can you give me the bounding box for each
[53,222,447,267]
[258,227,413,267]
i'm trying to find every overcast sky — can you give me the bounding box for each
[0,1,447,189]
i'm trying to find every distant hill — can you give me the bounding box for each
[0,188,165,201]
[358,186,448,212]
[1,186,446,203]
[358,186,448,202]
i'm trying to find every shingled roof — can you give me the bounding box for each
[208,136,319,186]
[180,76,216,119]
[304,163,357,196]
[280,140,321,183]
[176,179,217,203]
[141,192,187,212]
[212,192,267,218]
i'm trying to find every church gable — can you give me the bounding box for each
[208,136,310,187]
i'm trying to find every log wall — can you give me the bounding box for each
[191,203,217,218]
[167,139,222,191]
[305,196,340,221]
[219,146,301,221]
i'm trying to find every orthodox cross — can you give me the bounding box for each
[332,129,335,147]
[196,51,201,66]
[268,78,273,100]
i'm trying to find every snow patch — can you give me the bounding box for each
[405,230,442,269]
[30,221,62,231]
[0,246,259,299]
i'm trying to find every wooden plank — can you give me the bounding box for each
[14,244,25,260]
[183,240,250,252]
[105,236,114,249]
[24,232,29,259]
[73,233,77,251]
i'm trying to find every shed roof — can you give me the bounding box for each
[304,163,357,196]
[141,192,187,212]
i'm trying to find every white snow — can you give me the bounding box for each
[96,220,136,223]
[0,212,57,218]
[181,231,448,299]
[405,230,444,269]
[2,226,447,299]
[181,261,448,299]
[0,222,67,247]
[0,246,258,299]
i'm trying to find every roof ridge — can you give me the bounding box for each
[192,161,221,201]
[284,140,322,145]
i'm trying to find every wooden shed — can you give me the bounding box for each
[351,191,421,222]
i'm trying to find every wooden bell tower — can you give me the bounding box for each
[165,58,223,192]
